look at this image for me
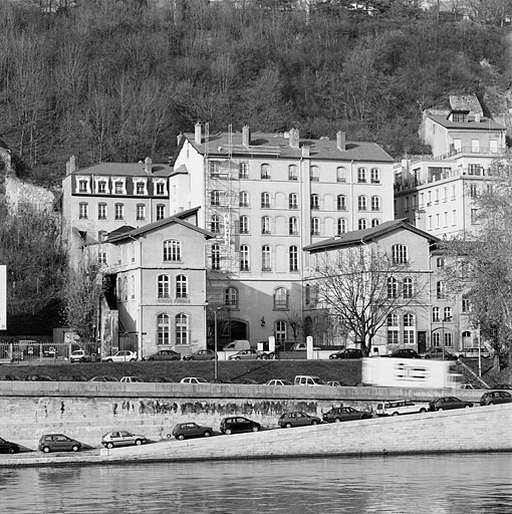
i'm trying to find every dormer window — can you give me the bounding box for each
[135,180,147,195]
[97,181,107,194]
[155,181,166,196]
[113,180,126,195]
[77,178,90,194]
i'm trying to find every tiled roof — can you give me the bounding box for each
[69,162,174,178]
[303,219,439,253]
[183,131,394,163]
[427,114,505,131]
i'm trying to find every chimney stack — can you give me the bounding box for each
[289,128,300,149]
[66,155,77,175]
[194,122,202,144]
[144,157,152,174]
[177,133,183,147]
[302,145,310,158]
[242,125,251,147]
[337,131,346,151]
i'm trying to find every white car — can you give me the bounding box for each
[180,376,209,384]
[69,349,93,363]
[101,430,148,449]
[119,376,144,383]
[265,379,293,386]
[101,350,138,363]
[375,400,428,417]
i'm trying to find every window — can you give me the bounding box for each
[158,275,170,298]
[371,168,380,183]
[392,244,408,264]
[98,251,107,265]
[136,204,146,221]
[388,277,398,298]
[261,216,271,234]
[311,218,320,235]
[211,244,221,270]
[336,166,346,183]
[240,245,250,271]
[443,307,453,321]
[115,203,124,220]
[471,139,480,153]
[175,275,188,298]
[289,217,299,235]
[136,182,145,195]
[437,281,446,299]
[444,332,453,346]
[358,196,367,211]
[156,204,165,221]
[209,161,220,175]
[470,184,478,198]
[358,219,367,230]
[211,190,222,206]
[211,215,221,234]
[337,218,347,235]
[288,165,298,181]
[239,191,249,208]
[130,275,135,299]
[403,313,415,345]
[387,314,399,344]
[155,182,166,195]
[239,162,249,179]
[371,196,381,211]
[289,193,298,209]
[310,194,319,210]
[157,314,171,345]
[275,320,287,343]
[175,313,189,345]
[432,332,441,347]
[337,195,347,211]
[261,192,271,208]
[122,276,128,301]
[163,240,181,262]
[358,167,367,183]
[114,181,124,195]
[289,245,298,272]
[262,245,271,271]
[437,257,445,268]
[371,219,380,227]
[403,277,413,298]
[97,181,107,194]
[78,179,88,193]
[225,287,238,308]
[274,287,288,309]
[432,307,440,322]
[261,163,271,179]
[240,215,249,234]
[310,166,319,182]
[79,203,88,219]
[462,295,470,313]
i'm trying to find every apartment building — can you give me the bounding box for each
[171,124,395,346]
[394,94,507,238]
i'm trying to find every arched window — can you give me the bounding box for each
[163,240,181,262]
[371,196,381,211]
[392,244,408,264]
[337,195,347,211]
[175,313,189,345]
[403,277,413,299]
[176,275,188,298]
[310,194,319,210]
[156,204,165,220]
[289,217,299,235]
[358,167,367,183]
[130,275,135,299]
[98,203,107,220]
[157,314,171,345]
[432,307,440,322]
[289,193,298,209]
[444,332,453,346]
[240,245,250,271]
[261,192,271,208]
[403,313,415,345]
[432,332,441,346]
[462,331,472,348]
[262,245,272,271]
[289,245,298,272]
[371,168,380,183]
[311,217,320,235]
[337,218,347,235]
[239,191,249,207]
[123,276,128,301]
[337,166,347,183]
[358,219,368,230]
[240,215,249,234]
[371,219,380,227]
[387,313,399,344]
[275,320,287,343]
[157,275,170,298]
[225,287,238,308]
[211,244,221,270]
[274,287,288,309]
[261,163,271,179]
[310,165,319,182]
[358,195,367,211]
[387,277,398,298]
[288,165,298,181]
[211,215,221,233]
[239,162,249,179]
[261,216,271,234]
[437,280,446,299]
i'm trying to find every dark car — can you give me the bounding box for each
[25,374,54,381]
[39,434,81,453]
[329,348,363,360]
[278,411,321,428]
[144,349,181,361]
[492,384,512,390]
[429,396,473,411]
[0,436,20,454]
[389,348,422,359]
[323,406,373,423]
[220,416,261,435]
[183,349,216,361]
[480,390,512,406]
[421,347,458,360]
[171,422,213,440]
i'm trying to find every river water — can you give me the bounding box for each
[1,453,512,513]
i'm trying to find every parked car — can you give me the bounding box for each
[265,379,293,386]
[228,349,266,361]
[171,422,213,440]
[327,380,345,387]
[39,434,81,453]
[420,347,457,360]
[461,383,475,389]
[25,374,53,381]
[101,350,138,363]
[329,348,363,359]
[278,411,321,428]
[480,390,512,406]
[143,349,181,361]
[323,406,373,423]
[429,396,473,411]
[59,375,88,382]
[183,349,216,361]
[375,400,428,416]
[462,347,491,359]
[492,384,512,390]
[119,376,144,383]
[291,342,321,351]
[70,349,95,363]
[294,375,327,386]
[90,375,118,382]
[180,376,209,384]
[234,378,259,385]
[220,416,261,435]
[0,436,20,454]
[389,348,422,359]
[223,340,251,351]
[101,430,148,449]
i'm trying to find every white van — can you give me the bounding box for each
[375,400,428,417]
[224,340,251,351]
[294,375,326,386]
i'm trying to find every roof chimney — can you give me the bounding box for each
[337,131,346,151]
[302,145,310,158]
[144,157,152,173]
[177,133,183,147]
[242,125,251,147]
[289,128,300,149]
[66,155,77,175]
[194,122,202,144]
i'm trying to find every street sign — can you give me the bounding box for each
[0,266,6,330]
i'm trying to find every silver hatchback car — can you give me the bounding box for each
[101,430,148,449]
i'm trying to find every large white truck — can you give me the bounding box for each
[362,357,462,389]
